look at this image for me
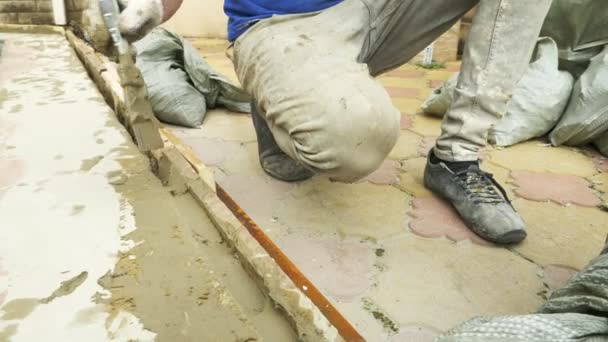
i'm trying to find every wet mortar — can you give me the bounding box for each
[0,30,298,341]
[98,148,298,341]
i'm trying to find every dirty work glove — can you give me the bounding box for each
[118,0,183,43]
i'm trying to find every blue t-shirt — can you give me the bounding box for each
[224,1,344,42]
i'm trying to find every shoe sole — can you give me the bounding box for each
[262,167,314,182]
[488,228,527,245]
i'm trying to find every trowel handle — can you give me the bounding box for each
[98,0,129,55]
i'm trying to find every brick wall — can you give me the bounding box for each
[0,0,87,25]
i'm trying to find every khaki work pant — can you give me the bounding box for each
[232,0,553,181]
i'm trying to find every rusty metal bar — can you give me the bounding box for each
[159,127,365,341]
[216,185,366,342]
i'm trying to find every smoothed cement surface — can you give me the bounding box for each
[171,38,608,342]
[0,31,297,341]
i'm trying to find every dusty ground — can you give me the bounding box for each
[167,38,608,341]
[0,31,298,341]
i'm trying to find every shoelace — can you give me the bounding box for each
[455,168,512,205]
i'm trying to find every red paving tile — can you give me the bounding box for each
[427,79,445,89]
[359,160,401,186]
[510,171,602,207]
[408,197,491,245]
[400,115,413,129]
[446,64,461,72]
[543,264,578,291]
[278,234,375,301]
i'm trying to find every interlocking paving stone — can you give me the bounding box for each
[511,171,601,207]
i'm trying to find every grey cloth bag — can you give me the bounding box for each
[134,28,250,128]
[488,37,573,146]
[540,0,608,78]
[549,46,608,146]
[436,243,608,342]
[420,73,458,118]
[421,38,573,147]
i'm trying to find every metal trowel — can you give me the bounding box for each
[98,0,163,152]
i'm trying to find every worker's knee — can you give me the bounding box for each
[291,85,400,182]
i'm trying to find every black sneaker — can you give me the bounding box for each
[424,152,526,244]
[251,101,314,182]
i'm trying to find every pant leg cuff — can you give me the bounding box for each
[432,147,479,163]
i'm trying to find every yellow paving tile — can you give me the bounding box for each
[391,98,423,115]
[425,69,458,80]
[489,141,598,177]
[417,87,433,101]
[376,77,429,88]
[513,200,608,270]
[388,131,423,161]
[198,109,256,142]
[409,114,443,137]
[396,157,433,197]
[369,235,544,331]
[274,178,412,241]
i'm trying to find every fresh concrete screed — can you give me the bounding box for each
[0,28,338,341]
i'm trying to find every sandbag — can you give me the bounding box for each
[140,61,208,128]
[549,46,608,146]
[489,38,573,146]
[421,38,573,147]
[420,73,458,117]
[540,0,608,78]
[181,37,251,115]
[436,313,608,342]
[134,28,250,128]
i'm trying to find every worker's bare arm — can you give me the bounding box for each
[119,0,184,42]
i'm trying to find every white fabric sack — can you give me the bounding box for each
[550,45,608,146]
[421,38,574,147]
[490,38,573,146]
[420,73,458,117]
